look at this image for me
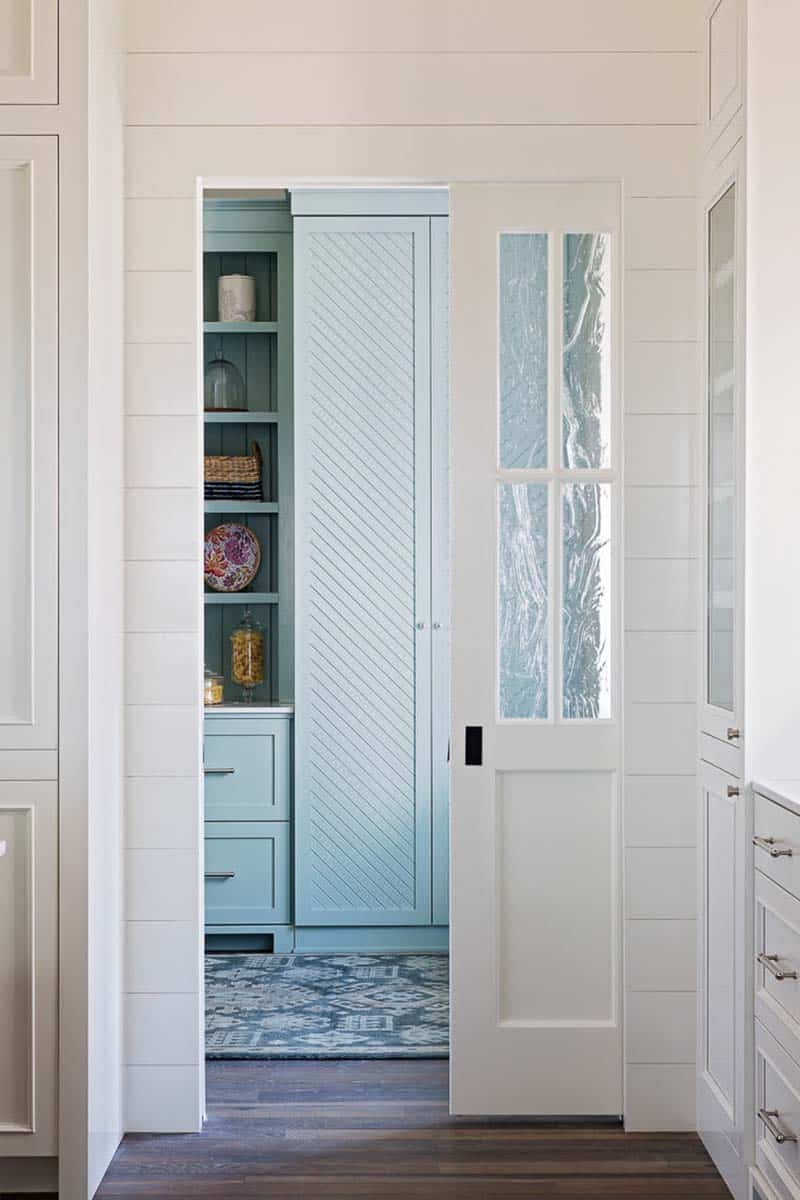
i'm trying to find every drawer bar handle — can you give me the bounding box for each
[758,952,798,981]
[759,1108,798,1144]
[204,766,236,775]
[205,871,236,880]
[727,727,741,741]
[753,836,794,858]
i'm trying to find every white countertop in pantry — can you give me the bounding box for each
[753,779,800,817]
[205,703,294,716]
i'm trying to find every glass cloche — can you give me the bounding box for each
[204,349,246,411]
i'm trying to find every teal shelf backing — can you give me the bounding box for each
[204,321,277,334]
[204,501,278,514]
[204,592,278,605]
[204,411,278,424]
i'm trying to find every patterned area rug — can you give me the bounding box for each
[206,952,449,1059]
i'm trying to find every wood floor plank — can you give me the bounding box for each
[97,1061,727,1198]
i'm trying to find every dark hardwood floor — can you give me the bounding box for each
[97,1060,728,1199]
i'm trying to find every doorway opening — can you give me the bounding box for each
[201,185,450,1062]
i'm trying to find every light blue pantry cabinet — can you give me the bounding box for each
[203,191,449,954]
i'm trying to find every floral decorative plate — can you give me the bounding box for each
[204,523,261,592]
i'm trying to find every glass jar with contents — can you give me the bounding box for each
[204,665,224,706]
[230,609,265,702]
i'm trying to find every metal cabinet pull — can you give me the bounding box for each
[205,871,236,880]
[759,1108,798,1144]
[753,836,794,858]
[727,727,741,741]
[758,953,798,981]
[727,785,740,798]
[204,766,235,775]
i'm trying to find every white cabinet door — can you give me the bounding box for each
[449,182,622,1115]
[0,139,58,757]
[0,0,57,103]
[0,782,57,1155]
[697,759,748,1199]
[701,141,745,764]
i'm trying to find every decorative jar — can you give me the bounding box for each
[204,349,246,411]
[230,609,265,702]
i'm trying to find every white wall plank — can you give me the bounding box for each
[126,343,196,416]
[625,1065,695,1130]
[126,51,700,128]
[625,848,696,919]
[625,487,700,559]
[625,415,701,486]
[625,270,699,342]
[125,922,198,993]
[126,778,198,850]
[625,198,698,269]
[626,992,696,1063]
[626,920,695,991]
[624,703,696,774]
[624,776,696,847]
[124,1066,201,1132]
[126,848,197,922]
[125,994,200,1067]
[126,0,703,54]
[126,272,194,343]
[625,633,698,703]
[126,124,700,200]
[625,342,700,413]
[624,559,699,632]
[126,199,196,271]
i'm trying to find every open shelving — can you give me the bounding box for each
[203,198,293,705]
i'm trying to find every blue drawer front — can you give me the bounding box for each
[205,821,290,925]
[204,717,291,821]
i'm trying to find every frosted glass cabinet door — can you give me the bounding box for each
[0,140,58,756]
[705,180,739,742]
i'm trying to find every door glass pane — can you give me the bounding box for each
[498,483,548,719]
[499,233,548,469]
[562,233,611,469]
[707,185,735,711]
[562,483,611,719]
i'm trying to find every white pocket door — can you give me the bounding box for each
[449,183,622,1115]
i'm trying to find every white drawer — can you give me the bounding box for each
[756,873,800,1067]
[756,792,800,902]
[756,1021,800,1200]
[753,1164,796,1200]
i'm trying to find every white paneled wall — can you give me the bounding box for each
[122,0,702,1131]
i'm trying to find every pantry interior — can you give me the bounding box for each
[201,188,450,1059]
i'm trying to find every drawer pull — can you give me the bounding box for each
[759,1108,798,1144]
[727,785,740,797]
[757,953,798,981]
[753,836,794,858]
[727,727,741,741]
[204,766,235,776]
[205,871,236,880]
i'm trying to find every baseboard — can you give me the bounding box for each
[293,926,449,952]
[0,1156,58,1194]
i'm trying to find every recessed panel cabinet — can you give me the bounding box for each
[0,139,58,759]
[0,1,58,104]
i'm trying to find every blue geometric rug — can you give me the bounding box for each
[205,953,449,1059]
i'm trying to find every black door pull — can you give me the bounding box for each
[465,726,483,766]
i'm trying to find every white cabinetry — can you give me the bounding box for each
[698,5,749,1193]
[0,138,58,1161]
[0,0,57,104]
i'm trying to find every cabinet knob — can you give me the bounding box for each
[416,621,426,630]
[432,622,442,630]
[727,785,739,798]
[726,727,741,741]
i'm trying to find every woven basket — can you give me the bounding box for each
[204,441,262,485]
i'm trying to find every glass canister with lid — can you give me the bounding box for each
[230,608,265,702]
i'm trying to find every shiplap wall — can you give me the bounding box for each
[122,0,702,1132]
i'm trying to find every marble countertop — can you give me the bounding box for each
[753,779,800,817]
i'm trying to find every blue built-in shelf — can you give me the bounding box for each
[204,321,277,334]
[205,592,278,605]
[204,501,278,514]
[204,411,278,424]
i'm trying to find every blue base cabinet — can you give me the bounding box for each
[204,709,293,942]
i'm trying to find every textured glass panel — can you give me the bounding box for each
[499,233,548,468]
[562,233,611,469]
[562,483,611,719]
[498,484,548,719]
[707,185,736,711]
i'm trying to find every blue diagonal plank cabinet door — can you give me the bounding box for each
[294,216,433,926]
